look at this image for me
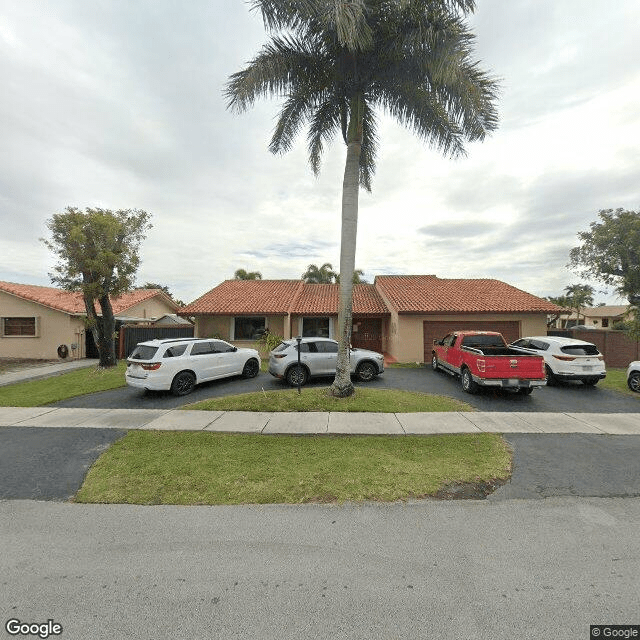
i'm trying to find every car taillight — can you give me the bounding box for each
[272,354,287,359]
[553,355,576,361]
[597,355,605,361]
[477,359,486,373]
[141,362,162,371]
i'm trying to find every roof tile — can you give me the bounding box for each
[0,281,172,315]
[375,275,561,314]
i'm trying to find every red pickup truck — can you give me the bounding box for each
[431,331,546,394]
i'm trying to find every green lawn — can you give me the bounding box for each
[599,368,638,397]
[185,387,474,412]
[74,431,512,505]
[0,361,127,406]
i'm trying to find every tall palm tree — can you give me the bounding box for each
[234,268,263,280]
[302,262,338,283]
[226,0,499,396]
[563,284,595,326]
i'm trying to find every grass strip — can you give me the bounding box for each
[0,361,127,406]
[598,368,638,398]
[74,431,511,505]
[185,387,473,413]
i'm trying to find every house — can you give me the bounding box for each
[179,275,560,363]
[0,281,180,360]
[566,305,630,329]
[180,279,390,354]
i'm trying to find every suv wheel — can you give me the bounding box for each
[628,372,640,393]
[356,361,377,382]
[242,359,259,378]
[286,365,308,387]
[171,371,196,396]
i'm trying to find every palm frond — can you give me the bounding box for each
[251,0,373,51]
[225,33,329,113]
[307,95,343,174]
[359,101,378,191]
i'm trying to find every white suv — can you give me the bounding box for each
[126,338,261,396]
[509,336,606,386]
[627,361,640,393]
[268,337,384,386]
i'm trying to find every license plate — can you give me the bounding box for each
[582,366,593,371]
[505,379,518,386]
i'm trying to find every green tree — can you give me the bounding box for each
[544,294,570,328]
[226,0,499,396]
[569,208,640,306]
[42,207,152,368]
[234,269,263,280]
[335,269,367,284]
[137,282,184,307]
[563,284,595,326]
[301,263,338,283]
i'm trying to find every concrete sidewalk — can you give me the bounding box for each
[0,359,100,386]
[0,406,639,435]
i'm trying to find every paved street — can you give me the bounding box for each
[51,367,640,413]
[2,497,639,640]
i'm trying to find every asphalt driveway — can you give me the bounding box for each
[0,426,127,500]
[2,426,640,501]
[51,366,640,413]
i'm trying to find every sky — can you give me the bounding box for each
[1,0,639,306]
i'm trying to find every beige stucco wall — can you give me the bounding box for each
[388,313,549,363]
[0,291,87,360]
[194,315,287,341]
[123,297,176,320]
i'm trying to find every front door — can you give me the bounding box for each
[351,318,382,353]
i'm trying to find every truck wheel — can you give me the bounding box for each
[544,365,557,387]
[431,354,439,371]
[461,368,478,394]
[519,387,533,395]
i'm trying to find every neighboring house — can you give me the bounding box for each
[0,281,180,359]
[179,275,560,363]
[564,305,630,329]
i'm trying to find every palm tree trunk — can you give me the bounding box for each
[330,138,361,397]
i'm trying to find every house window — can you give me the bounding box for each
[302,317,330,337]
[233,317,266,340]
[3,317,37,337]
[602,319,609,328]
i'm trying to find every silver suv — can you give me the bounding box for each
[268,337,384,386]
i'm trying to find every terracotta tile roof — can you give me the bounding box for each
[375,275,562,314]
[180,280,304,315]
[0,281,172,315]
[180,280,390,316]
[291,284,389,316]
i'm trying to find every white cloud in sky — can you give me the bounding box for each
[1,0,639,306]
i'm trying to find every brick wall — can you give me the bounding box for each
[549,328,640,367]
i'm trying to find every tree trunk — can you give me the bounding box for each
[330,138,361,398]
[97,294,117,367]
